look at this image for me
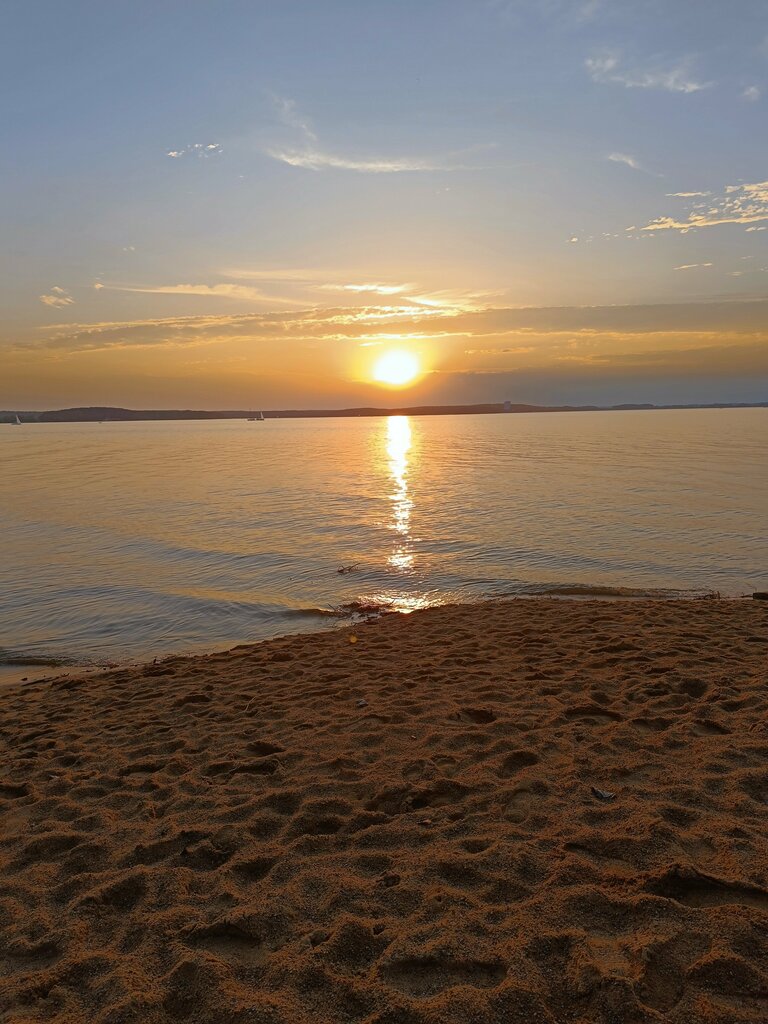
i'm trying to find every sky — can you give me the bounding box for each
[2,0,767,410]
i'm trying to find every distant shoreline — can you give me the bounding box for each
[2,401,767,423]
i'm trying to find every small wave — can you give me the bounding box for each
[503,583,710,600]
[286,599,396,619]
[0,650,75,668]
[284,607,347,619]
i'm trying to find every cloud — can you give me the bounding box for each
[674,263,713,270]
[39,286,74,308]
[96,282,307,305]
[28,298,768,359]
[269,94,318,141]
[607,152,641,170]
[607,152,658,175]
[637,180,768,233]
[215,268,490,312]
[266,148,443,172]
[266,93,478,173]
[742,85,761,102]
[406,289,499,310]
[576,341,768,375]
[320,282,413,296]
[586,54,712,93]
[14,297,768,408]
[166,143,223,159]
[666,191,711,198]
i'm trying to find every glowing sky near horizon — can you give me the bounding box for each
[1,0,767,409]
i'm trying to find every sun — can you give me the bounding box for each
[372,350,420,387]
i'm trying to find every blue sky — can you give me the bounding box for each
[2,0,767,408]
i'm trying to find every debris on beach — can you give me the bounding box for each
[590,786,616,801]
[326,599,395,620]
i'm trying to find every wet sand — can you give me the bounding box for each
[1,598,767,1023]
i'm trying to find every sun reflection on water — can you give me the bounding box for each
[386,415,413,571]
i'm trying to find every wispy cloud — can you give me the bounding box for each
[266,148,443,172]
[89,275,486,321]
[666,191,711,198]
[586,53,712,94]
[607,152,641,171]
[39,286,74,308]
[674,263,713,270]
[637,180,768,233]
[266,94,480,173]
[742,85,761,102]
[406,289,499,310]
[32,299,768,357]
[320,282,413,296]
[270,94,318,141]
[166,143,223,159]
[97,282,306,305]
[218,268,489,311]
[606,152,659,176]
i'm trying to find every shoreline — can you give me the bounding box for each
[2,597,767,1023]
[1,591,759,692]
[4,403,768,425]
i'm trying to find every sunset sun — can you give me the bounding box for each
[372,350,420,387]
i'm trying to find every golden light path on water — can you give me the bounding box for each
[386,415,413,572]
[374,415,438,614]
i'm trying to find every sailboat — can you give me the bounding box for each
[12,414,21,425]
[247,412,265,421]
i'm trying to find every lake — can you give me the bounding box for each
[1,408,766,674]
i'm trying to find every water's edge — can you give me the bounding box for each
[2,587,749,689]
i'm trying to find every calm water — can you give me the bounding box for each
[1,409,766,671]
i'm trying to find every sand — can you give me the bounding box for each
[1,598,767,1024]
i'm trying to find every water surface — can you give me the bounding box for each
[1,409,765,671]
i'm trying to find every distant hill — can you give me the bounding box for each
[1,402,766,424]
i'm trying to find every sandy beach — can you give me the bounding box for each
[1,598,767,1024]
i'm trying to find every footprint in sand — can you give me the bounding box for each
[380,956,506,997]
[452,707,497,724]
[645,866,768,910]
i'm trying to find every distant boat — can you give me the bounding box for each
[12,414,21,425]
[247,412,265,421]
